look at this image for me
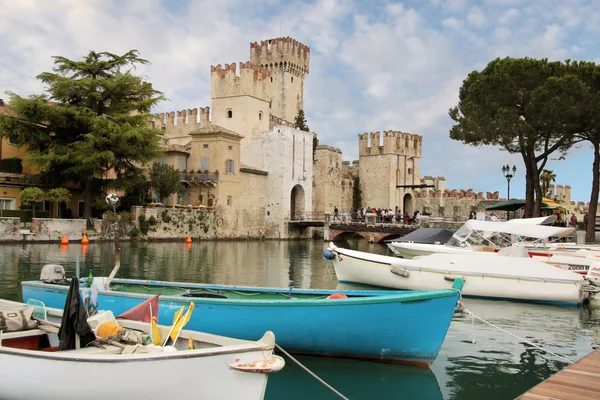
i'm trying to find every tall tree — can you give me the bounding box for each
[449,57,583,217]
[294,109,310,132]
[149,162,184,203]
[567,60,600,241]
[0,50,165,219]
[539,169,556,198]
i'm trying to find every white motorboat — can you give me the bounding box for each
[326,243,594,306]
[387,220,576,259]
[0,299,284,400]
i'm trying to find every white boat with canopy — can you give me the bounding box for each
[387,219,576,259]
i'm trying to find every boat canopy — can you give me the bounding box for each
[447,220,575,250]
[387,228,456,244]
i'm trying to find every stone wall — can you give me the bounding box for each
[312,145,342,215]
[30,218,86,241]
[414,189,501,220]
[0,217,20,241]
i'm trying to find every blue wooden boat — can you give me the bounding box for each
[21,276,463,366]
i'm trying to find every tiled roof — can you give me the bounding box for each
[189,124,243,138]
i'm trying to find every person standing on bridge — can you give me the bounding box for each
[334,206,340,221]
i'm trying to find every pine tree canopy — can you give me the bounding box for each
[0,50,165,218]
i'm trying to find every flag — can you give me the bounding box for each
[169,302,195,343]
[117,295,160,323]
[151,315,162,346]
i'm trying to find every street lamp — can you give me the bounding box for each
[502,164,517,220]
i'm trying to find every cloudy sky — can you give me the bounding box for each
[1,0,598,202]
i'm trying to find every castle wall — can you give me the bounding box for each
[262,126,313,234]
[155,108,210,146]
[312,145,342,215]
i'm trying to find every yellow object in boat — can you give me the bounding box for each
[96,321,125,338]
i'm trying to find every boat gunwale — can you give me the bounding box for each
[0,344,278,363]
[333,247,584,285]
[21,280,460,306]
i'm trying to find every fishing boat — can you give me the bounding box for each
[0,297,284,400]
[21,266,464,366]
[326,243,594,306]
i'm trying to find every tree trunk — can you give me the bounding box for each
[522,152,535,218]
[83,178,94,220]
[533,165,543,217]
[586,142,599,243]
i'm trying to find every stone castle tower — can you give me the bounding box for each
[358,131,423,214]
[250,38,310,122]
[210,38,310,166]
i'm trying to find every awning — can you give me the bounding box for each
[486,198,567,212]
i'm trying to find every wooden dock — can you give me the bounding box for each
[518,349,600,400]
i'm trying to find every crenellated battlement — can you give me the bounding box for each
[153,107,210,128]
[211,62,272,100]
[250,37,310,74]
[358,130,422,157]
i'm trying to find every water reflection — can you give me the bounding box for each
[266,356,442,400]
[2,239,600,399]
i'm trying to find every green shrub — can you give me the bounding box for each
[148,215,157,225]
[138,215,150,235]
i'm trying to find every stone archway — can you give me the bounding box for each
[290,184,306,220]
[403,193,413,216]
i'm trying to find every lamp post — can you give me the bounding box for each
[502,164,517,220]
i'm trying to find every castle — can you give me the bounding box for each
[151,36,519,236]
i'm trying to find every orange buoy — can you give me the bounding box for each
[185,236,192,244]
[81,234,89,245]
[326,293,349,299]
[60,235,69,245]
[60,244,68,254]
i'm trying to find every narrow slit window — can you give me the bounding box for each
[227,110,233,118]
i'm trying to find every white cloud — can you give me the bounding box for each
[467,7,486,28]
[442,17,464,31]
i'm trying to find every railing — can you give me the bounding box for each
[290,211,325,221]
[269,115,295,130]
[179,172,219,183]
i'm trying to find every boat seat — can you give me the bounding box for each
[1,328,48,340]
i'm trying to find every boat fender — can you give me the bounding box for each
[326,293,349,299]
[390,268,409,278]
[323,250,336,260]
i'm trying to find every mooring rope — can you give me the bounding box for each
[461,306,574,364]
[275,344,349,400]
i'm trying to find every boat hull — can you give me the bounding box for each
[331,247,585,306]
[0,344,271,400]
[22,281,460,366]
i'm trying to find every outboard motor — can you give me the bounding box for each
[40,264,67,284]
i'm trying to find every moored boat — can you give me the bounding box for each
[0,297,283,400]
[326,243,591,306]
[21,267,464,366]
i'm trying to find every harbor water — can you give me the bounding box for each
[1,239,599,399]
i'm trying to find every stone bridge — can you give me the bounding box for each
[325,222,418,243]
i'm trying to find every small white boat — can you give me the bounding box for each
[0,299,284,400]
[327,243,591,305]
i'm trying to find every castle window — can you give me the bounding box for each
[199,194,203,203]
[271,77,273,83]
[203,144,208,149]
[228,145,233,151]
[259,111,263,121]
[227,110,233,118]
[201,158,209,171]
[291,77,294,83]
[226,159,236,174]
[227,195,232,206]
[408,168,412,175]
[269,101,272,109]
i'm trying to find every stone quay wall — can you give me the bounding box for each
[30,218,86,241]
[0,217,20,241]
